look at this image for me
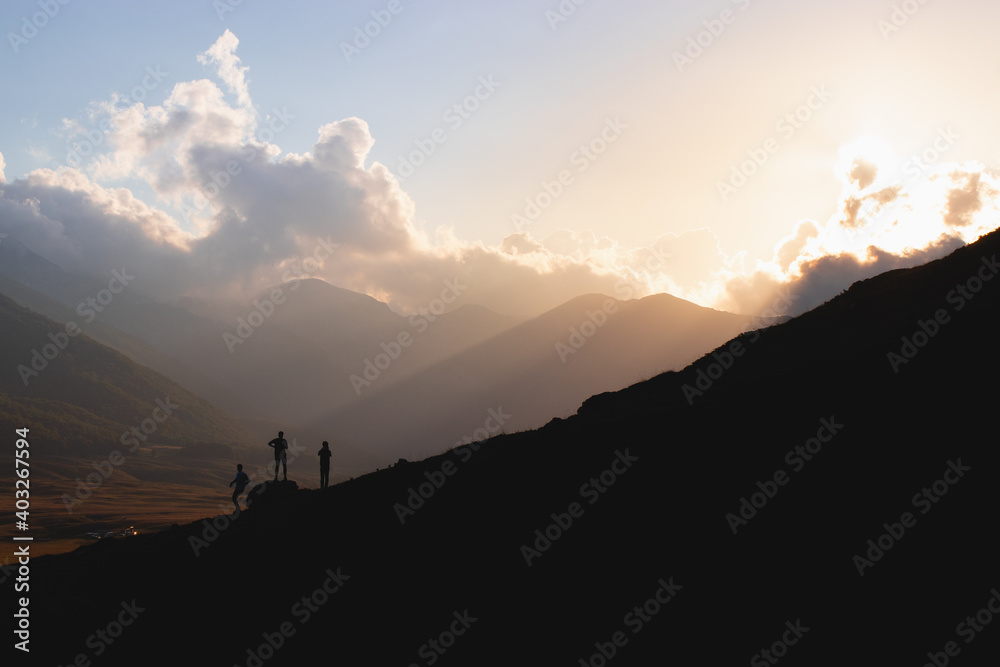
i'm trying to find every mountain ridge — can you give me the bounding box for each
[318,287,784,458]
[20,228,1000,665]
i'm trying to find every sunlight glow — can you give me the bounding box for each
[836,135,900,189]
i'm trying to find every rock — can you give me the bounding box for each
[245,479,299,511]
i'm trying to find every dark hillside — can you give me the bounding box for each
[17,230,1000,665]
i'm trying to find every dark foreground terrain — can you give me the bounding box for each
[13,229,1000,665]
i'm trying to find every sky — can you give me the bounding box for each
[1,0,999,318]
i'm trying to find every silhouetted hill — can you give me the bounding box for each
[18,229,1000,665]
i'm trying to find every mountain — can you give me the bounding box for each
[318,291,783,459]
[152,278,520,427]
[0,236,290,419]
[3,234,789,464]
[0,270,261,419]
[22,229,1000,664]
[0,289,393,475]
[0,291,389,547]
[0,290,254,456]
[0,234,92,306]
[0,238,520,429]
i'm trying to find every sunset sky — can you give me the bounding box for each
[2,0,998,317]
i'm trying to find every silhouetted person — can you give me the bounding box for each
[268,431,288,481]
[318,441,332,488]
[229,464,249,513]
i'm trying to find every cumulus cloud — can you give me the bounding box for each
[848,158,878,190]
[0,32,638,316]
[943,170,990,228]
[1,31,998,322]
[196,30,252,110]
[841,185,902,231]
[714,162,1000,316]
[0,150,6,183]
[775,221,819,271]
[722,236,966,318]
[500,232,544,256]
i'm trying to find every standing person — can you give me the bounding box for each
[229,464,250,513]
[318,441,332,488]
[268,431,288,481]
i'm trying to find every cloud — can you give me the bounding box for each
[1,31,998,323]
[0,150,5,183]
[715,160,1000,316]
[500,232,544,256]
[943,170,990,228]
[196,30,252,110]
[0,168,193,293]
[841,186,902,230]
[771,237,964,316]
[0,32,632,316]
[849,158,878,189]
[775,221,818,271]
